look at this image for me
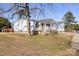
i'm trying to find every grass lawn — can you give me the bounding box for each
[0,32,75,56]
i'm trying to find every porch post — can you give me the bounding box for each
[38,22,42,34]
[50,22,52,31]
[44,23,47,34]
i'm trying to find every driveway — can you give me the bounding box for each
[71,33,79,55]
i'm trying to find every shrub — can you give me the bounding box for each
[50,30,58,34]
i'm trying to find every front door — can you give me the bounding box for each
[46,24,50,32]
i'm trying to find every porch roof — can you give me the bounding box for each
[38,19,55,24]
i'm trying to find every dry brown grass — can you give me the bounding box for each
[0,32,75,56]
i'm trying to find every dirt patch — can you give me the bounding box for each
[0,32,74,56]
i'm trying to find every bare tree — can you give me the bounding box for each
[0,3,55,36]
[0,3,31,36]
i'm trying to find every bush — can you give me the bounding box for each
[0,17,12,32]
[65,24,79,32]
[74,24,79,30]
[32,31,38,35]
[50,30,58,34]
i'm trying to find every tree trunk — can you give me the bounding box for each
[27,16,31,36]
[25,3,31,36]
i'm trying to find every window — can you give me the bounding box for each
[36,22,39,28]
[46,24,50,30]
[46,24,50,26]
[41,23,44,26]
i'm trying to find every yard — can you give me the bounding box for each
[0,32,76,56]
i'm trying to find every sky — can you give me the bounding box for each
[0,3,79,23]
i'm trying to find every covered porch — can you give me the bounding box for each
[37,19,55,35]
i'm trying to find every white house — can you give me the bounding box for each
[13,19,65,34]
[56,21,64,31]
[13,19,37,32]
